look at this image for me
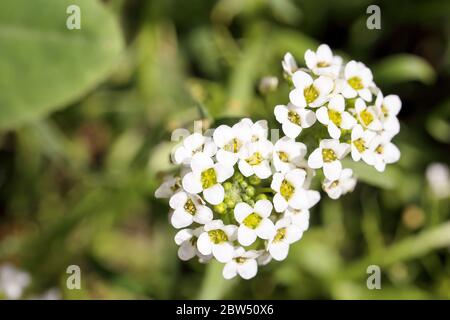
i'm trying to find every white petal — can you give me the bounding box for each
[196,233,212,255]
[316,44,332,62]
[190,153,214,173]
[194,206,213,224]
[273,193,288,212]
[328,123,341,139]
[174,229,193,245]
[384,95,401,116]
[270,172,284,191]
[358,88,372,102]
[254,199,273,218]
[314,76,334,95]
[178,243,196,261]
[286,224,303,243]
[215,163,234,182]
[182,172,202,194]
[238,226,257,246]
[384,143,400,164]
[169,191,188,209]
[237,259,258,280]
[274,105,288,123]
[316,106,329,125]
[299,109,317,127]
[269,242,290,261]
[253,161,272,179]
[323,161,342,181]
[288,188,311,209]
[213,125,232,147]
[171,208,193,229]
[285,169,306,186]
[328,94,345,112]
[308,148,324,169]
[289,88,307,107]
[234,202,254,223]
[341,112,357,129]
[173,146,190,164]
[238,160,254,177]
[216,149,238,167]
[282,122,302,139]
[203,184,225,205]
[255,218,275,239]
[212,242,234,263]
[222,262,237,279]
[292,70,313,88]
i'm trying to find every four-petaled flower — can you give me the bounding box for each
[274,103,316,138]
[289,70,334,108]
[267,218,303,261]
[308,139,350,180]
[197,220,238,263]
[316,94,356,139]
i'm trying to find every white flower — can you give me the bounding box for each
[169,191,213,228]
[374,92,401,137]
[237,139,273,179]
[308,139,350,180]
[197,220,237,263]
[368,134,400,172]
[350,124,377,165]
[0,264,31,299]
[283,207,310,231]
[340,60,374,102]
[426,163,450,199]
[234,200,276,246]
[182,153,233,205]
[322,168,357,199]
[354,98,383,131]
[240,118,269,142]
[289,70,334,108]
[282,52,298,76]
[274,103,316,138]
[213,119,252,167]
[175,227,212,262]
[172,133,217,165]
[155,175,181,199]
[222,247,260,280]
[267,218,303,261]
[272,137,307,173]
[271,169,321,212]
[304,44,342,78]
[316,94,357,138]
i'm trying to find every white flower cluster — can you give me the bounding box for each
[155,44,401,279]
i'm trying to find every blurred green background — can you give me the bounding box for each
[0,0,449,299]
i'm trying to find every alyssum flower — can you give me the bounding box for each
[155,43,401,280]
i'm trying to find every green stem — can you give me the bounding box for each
[197,261,237,300]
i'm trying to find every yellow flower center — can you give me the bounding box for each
[353,138,366,153]
[208,229,228,244]
[277,151,290,163]
[224,138,242,153]
[288,110,301,125]
[322,148,337,162]
[183,198,197,215]
[304,85,319,104]
[328,109,342,126]
[330,180,339,188]
[359,110,374,126]
[201,168,217,189]
[273,228,287,242]
[235,257,247,264]
[317,61,330,68]
[381,104,389,117]
[348,76,364,90]
[376,144,384,154]
[243,213,262,229]
[280,179,295,200]
[246,152,263,166]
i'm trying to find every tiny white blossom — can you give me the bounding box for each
[426,163,450,199]
[340,60,374,102]
[316,94,357,138]
[172,133,217,165]
[240,118,269,142]
[304,44,342,78]
[182,153,233,205]
[374,92,401,137]
[274,103,316,138]
[282,52,298,76]
[354,98,383,131]
[234,200,276,246]
[322,168,357,199]
[155,175,181,199]
[222,247,260,280]
[368,134,400,172]
[271,169,321,212]
[308,139,350,180]
[0,264,31,300]
[272,137,307,173]
[238,139,273,179]
[267,218,303,261]
[350,124,377,165]
[213,119,252,167]
[289,70,334,108]
[175,227,212,262]
[197,220,238,263]
[283,207,310,231]
[169,191,213,228]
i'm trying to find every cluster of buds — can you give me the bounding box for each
[155,44,401,279]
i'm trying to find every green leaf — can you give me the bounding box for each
[0,0,123,129]
[372,54,436,86]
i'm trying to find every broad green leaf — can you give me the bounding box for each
[372,54,436,86]
[0,0,123,129]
